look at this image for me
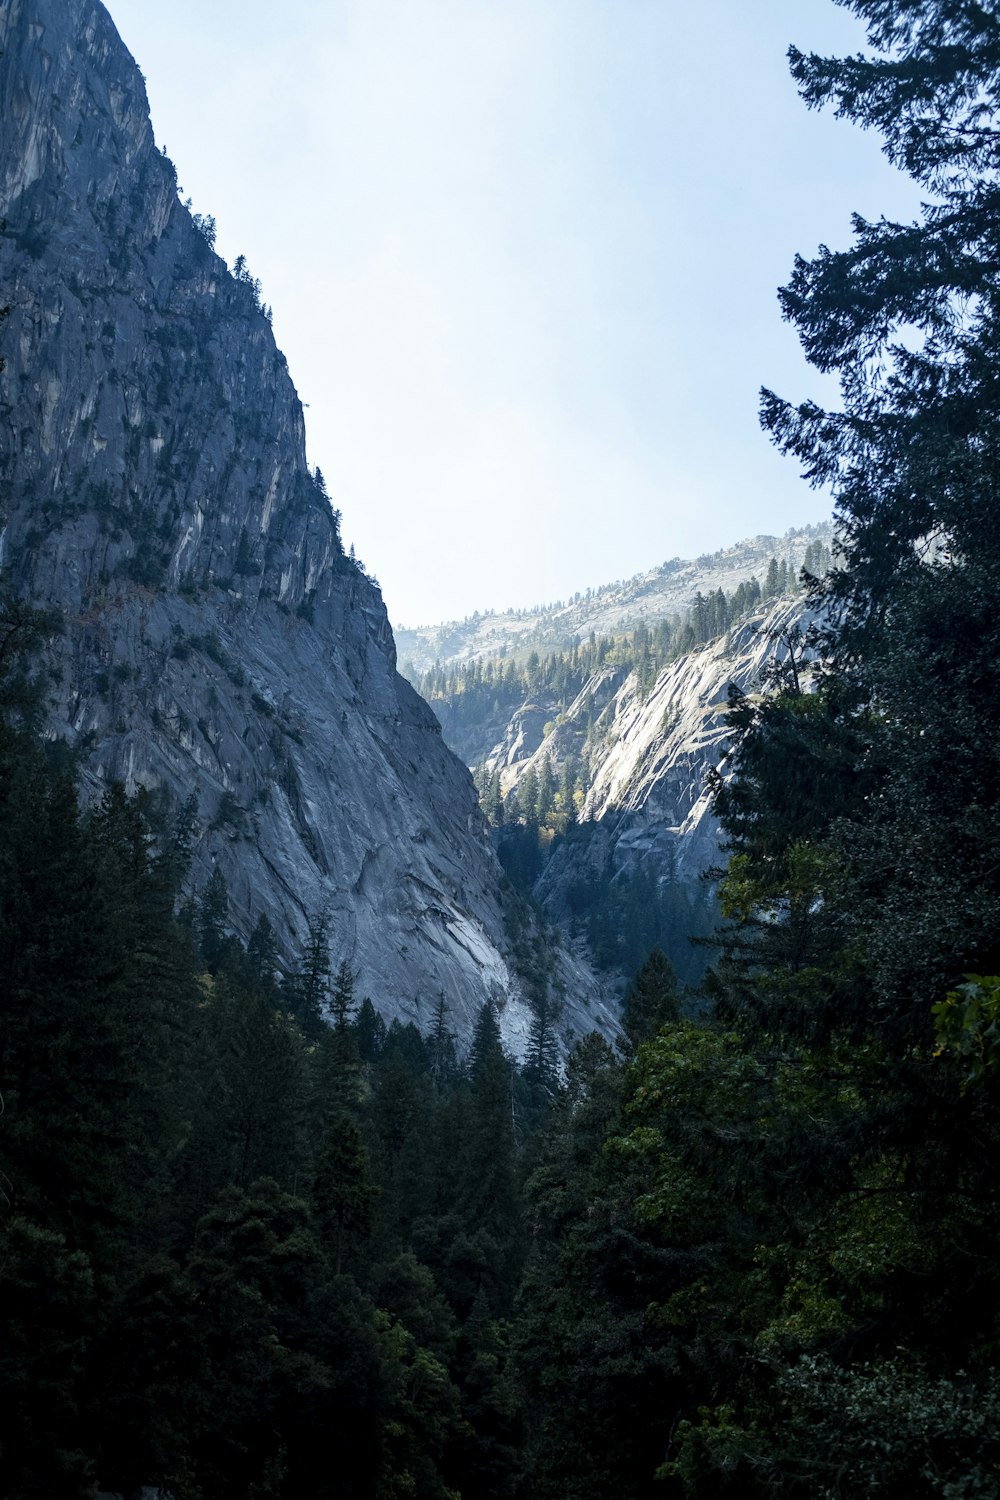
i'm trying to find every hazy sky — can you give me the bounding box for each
[110,0,918,628]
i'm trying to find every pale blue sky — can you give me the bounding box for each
[110,0,918,627]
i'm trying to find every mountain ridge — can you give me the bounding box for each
[397,520,833,675]
[413,589,817,987]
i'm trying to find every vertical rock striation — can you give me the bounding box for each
[472,598,814,983]
[0,0,617,1044]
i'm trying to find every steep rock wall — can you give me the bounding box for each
[492,601,812,978]
[0,0,616,1046]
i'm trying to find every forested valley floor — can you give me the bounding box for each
[6,1,1000,1495]
[2,560,999,1500]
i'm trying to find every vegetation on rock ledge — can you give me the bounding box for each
[4,1,1000,1495]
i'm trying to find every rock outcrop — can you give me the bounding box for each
[483,598,812,985]
[0,0,616,1048]
[535,598,811,894]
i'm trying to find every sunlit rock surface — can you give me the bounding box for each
[476,599,813,983]
[0,0,618,1049]
[537,598,811,891]
[397,525,832,675]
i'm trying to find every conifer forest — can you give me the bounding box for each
[4,1,1000,1496]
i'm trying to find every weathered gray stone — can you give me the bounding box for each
[396,525,833,675]
[467,599,815,983]
[0,0,616,1050]
[535,599,813,901]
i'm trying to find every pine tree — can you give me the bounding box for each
[559,756,579,827]
[517,765,539,827]
[198,866,231,973]
[160,789,199,899]
[246,912,279,1000]
[757,0,1000,1023]
[536,758,555,824]
[209,983,307,1191]
[427,994,459,1090]
[762,2,1000,625]
[673,6,1000,1488]
[285,908,330,1035]
[523,993,559,1100]
[312,1113,374,1275]
[355,997,387,1064]
[621,946,680,1050]
[330,958,358,1031]
[456,1004,521,1313]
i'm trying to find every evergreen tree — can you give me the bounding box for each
[652,6,1000,1488]
[330,957,358,1030]
[206,983,308,1192]
[517,765,539,827]
[621,946,681,1050]
[454,1004,521,1315]
[536,757,555,824]
[427,994,459,1090]
[355,996,388,1065]
[312,1113,375,1275]
[246,912,280,1001]
[559,755,579,827]
[513,1033,680,1500]
[285,908,330,1036]
[198,866,232,974]
[522,993,560,1105]
[367,1048,437,1258]
[160,789,199,899]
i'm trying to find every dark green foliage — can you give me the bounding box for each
[621,945,680,1049]
[313,1115,374,1274]
[522,990,560,1099]
[310,960,363,1119]
[566,848,715,985]
[330,956,358,1029]
[198,865,235,972]
[159,789,200,898]
[462,1005,520,1266]
[514,1033,682,1500]
[642,4,1000,1489]
[0,692,532,1496]
[206,983,308,1193]
[282,907,330,1037]
[0,1216,98,1498]
[427,994,459,1088]
[763,5,1000,630]
[12,6,1000,1482]
[356,995,388,1063]
[246,912,280,999]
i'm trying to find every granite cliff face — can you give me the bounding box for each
[0,0,616,1047]
[422,594,812,986]
[399,522,822,983]
[530,598,811,912]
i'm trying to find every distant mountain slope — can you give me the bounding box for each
[395,524,828,988]
[397,522,832,675]
[418,592,815,987]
